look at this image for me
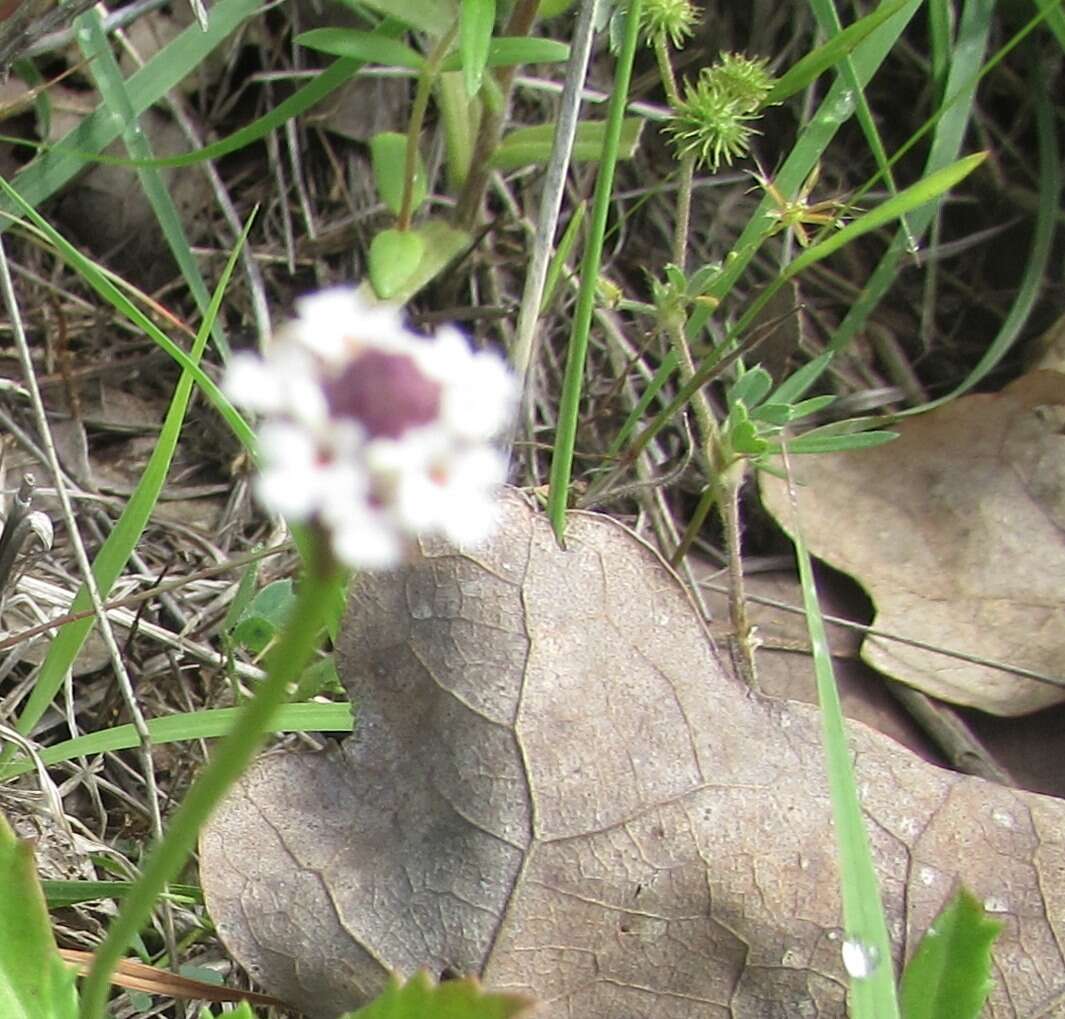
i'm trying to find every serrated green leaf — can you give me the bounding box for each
[297,29,426,69]
[369,228,425,299]
[900,888,1002,1019]
[370,132,427,217]
[439,36,569,74]
[346,970,533,1019]
[460,0,495,96]
[490,117,643,170]
[0,815,78,1019]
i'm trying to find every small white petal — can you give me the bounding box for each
[329,508,406,570]
[223,353,283,412]
[442,352,517,440]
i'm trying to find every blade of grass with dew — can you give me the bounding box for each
[625,155,986,462]
[765,0,913,104]
[0,180,253,451]
[0,0,262,229]
[785,447,900,1019]
[546,0,642,542]
[826,0,995,356]
[75,7,229,359]
[1,704,354,781]
[805,0,915,251]
[2,212,254,761]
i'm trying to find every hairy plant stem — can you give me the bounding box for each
[652,32,758,688]
[662,311,757,690]
[672,154,695,268]
[399,25,457,230]
[453,0,540,228]
[78,544,341,1019]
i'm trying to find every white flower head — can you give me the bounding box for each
[224,287,517,570]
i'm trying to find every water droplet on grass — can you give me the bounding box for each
[842,938,881,979]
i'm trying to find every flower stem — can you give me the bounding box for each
[78,549,342,1019]
[399,25,457,230]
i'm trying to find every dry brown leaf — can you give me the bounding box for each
[200,490,1065,1019]
[693,565,938,762]
[761,371,1065,716]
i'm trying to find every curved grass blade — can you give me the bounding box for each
[1,703,353,781]
[546,0,642,541]
[75,7,229,358]
[765,0,912,104]
[0,181,252,451]
[0,0,261,228]
[1,204,254,754]
[783,450,900,1019]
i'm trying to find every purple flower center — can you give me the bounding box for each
[321,349,442,439]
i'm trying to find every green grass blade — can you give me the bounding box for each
[783,153,986,280]
[5,210,253,750]
[766,0,912,104]
[297,28,426,68]
[828,0,995,354]
[805,0,914,248]
[1,703,354,781]
[0,0,261,228]
[75,7,229,359]
[785,455,900,1019]
[546,0,642,542]
[897,65,1059,409]
[42,880,201,909]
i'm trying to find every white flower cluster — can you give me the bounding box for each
[224,288,516,569]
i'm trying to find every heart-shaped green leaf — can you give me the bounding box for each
[369,229,425,300]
